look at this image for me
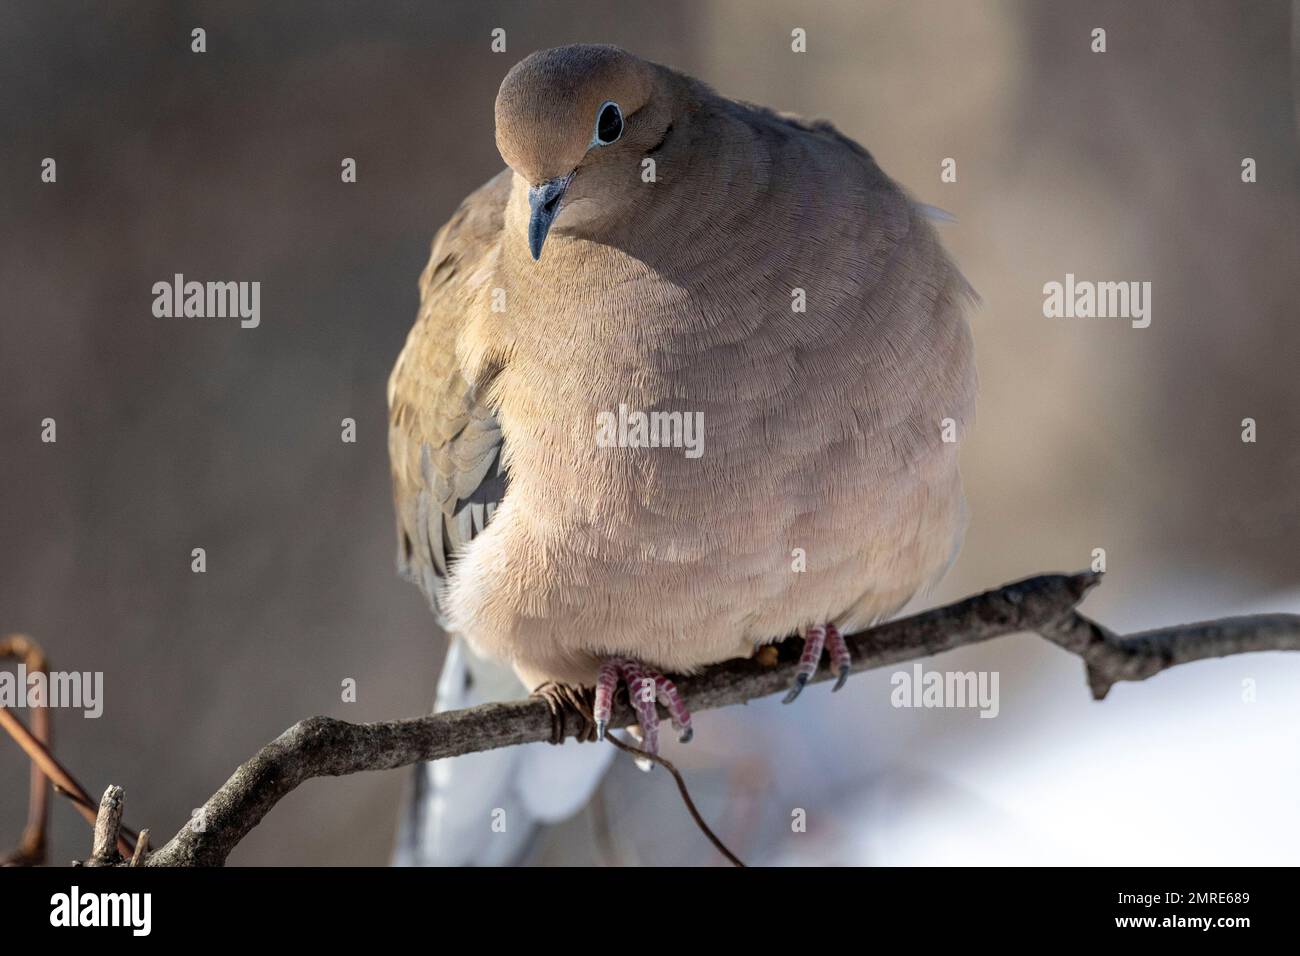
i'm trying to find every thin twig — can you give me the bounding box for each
[0,673,138,859]
[1,635,50,866]
[0,711,137,857]
[605,733,745,867]
[130,829,150,867]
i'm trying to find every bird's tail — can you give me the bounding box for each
[392,639,616,866]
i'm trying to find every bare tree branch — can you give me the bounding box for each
[135,570,1300,867]
[1040,609,1300,699]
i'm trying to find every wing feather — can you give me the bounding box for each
[388,170,513,618]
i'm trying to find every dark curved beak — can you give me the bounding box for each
[527,175,571,261]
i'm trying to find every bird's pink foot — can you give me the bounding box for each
[594,656,693,754]
[783,623,852,703]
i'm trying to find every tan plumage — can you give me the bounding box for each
[388,44,976,692]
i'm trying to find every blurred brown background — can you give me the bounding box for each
[2,1,1296,865]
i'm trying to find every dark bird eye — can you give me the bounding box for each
[595,101,623,145]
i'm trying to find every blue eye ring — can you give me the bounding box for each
[592,101,624,146]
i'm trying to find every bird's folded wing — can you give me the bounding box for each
[387,169,512,619]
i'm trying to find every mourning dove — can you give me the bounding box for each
[388,44,976,759]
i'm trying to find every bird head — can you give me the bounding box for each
[494,45,673,261]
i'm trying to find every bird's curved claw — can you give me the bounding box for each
[783,623,853,701]
[593,656,693,757]
[782,672,809,704]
